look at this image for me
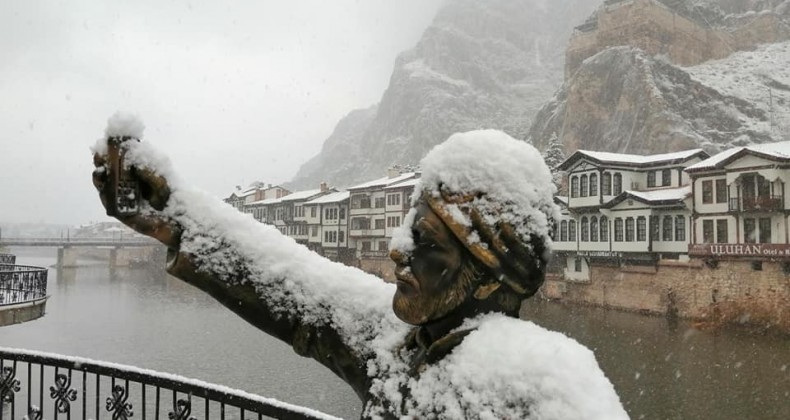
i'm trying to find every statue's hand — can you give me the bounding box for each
[92,152,181,249]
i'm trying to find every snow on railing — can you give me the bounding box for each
[0,264,47,306]
[0,347,340,420]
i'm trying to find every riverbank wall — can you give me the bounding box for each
[543,258,790,332]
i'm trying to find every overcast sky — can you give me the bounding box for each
[0,0,443,226]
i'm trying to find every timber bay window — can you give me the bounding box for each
[571,176,579,198]
[675,216,685,241]
[614,218,624,242]
[637,217,646,241]
[716,219,728,243]
[715,179,727,203]
[581,217,589,242]
[590,173,598,196]
[625,217,635,242]
[703,220,714,243]
[647,171,656,188]
[663,215,673,241]
[702,180,713,204]
[580,175,588,197]
[759,218,772,243]
[602,173,612,195]
[662,169,671,186]
[590,217,599,242]
[600,216,609,242]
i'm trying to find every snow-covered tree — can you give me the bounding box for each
[542,132,566,190]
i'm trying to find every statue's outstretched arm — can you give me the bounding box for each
[91,134,404,399]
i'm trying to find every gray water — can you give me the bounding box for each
[1,248,788,419]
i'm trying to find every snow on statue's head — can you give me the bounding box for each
[390,130,560,324]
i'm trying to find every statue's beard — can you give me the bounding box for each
[392,259,479,325]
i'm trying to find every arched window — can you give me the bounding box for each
[590,173,598,196]
[571,176,579,198]
[613,173,623,195]
[569,220,577,242]
[560,220,568,242]
[675,215,686,241]
[614,218,624,242]
[581,217,589,242]
[625,217,635,242]
[637,216,646,241]
[602,172,612,195]
[600,216,609,242]
[663,215,673,241]
[590,216,599,242]
[580,175,588,197]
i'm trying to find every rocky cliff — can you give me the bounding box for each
[289,0,599,189]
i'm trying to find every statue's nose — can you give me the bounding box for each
[389,249,409,265]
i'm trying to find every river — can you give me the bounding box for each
[1,247,788,419]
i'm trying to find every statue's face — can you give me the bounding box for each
[390,200,474,325]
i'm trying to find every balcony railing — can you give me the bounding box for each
[0,347,338,420]
[0,265,48,306]
[728,195,784,212]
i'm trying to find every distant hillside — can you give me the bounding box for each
[288,0,600,189]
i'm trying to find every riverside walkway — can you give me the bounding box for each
[0,253,48,326]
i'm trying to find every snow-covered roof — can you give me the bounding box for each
[604,186,691,208]
[559,149,707,170]
[384,177,420,189]
[281,188,326,202]
[305,191,350,205]
[247,197,282,206]
[686,141,790,172]
[347,172,418,191]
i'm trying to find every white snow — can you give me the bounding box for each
[627,185,691,203]
[575,149,705,166]
[97,120,624,419]
[403,59,470,88]
[305,191,350,205]
[687,140,790,171]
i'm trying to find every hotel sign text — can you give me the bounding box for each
[689,243,790,258]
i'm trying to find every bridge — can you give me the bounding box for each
[0,237,164,268]
[0,237,159,247]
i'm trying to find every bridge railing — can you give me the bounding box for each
[0,255,14,265]
[0,348,338,420]
[0,265,48,306]
[0,238,157,246]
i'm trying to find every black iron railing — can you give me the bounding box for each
[0,255,14,265]
[0,265,48,306]
[0,348,338,420]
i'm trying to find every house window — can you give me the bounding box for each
[378,240,388,250]
[662,169,671,186]
[600,216,609,242]
[569,220,577,242]
[387,216,401,228]
[311,226,318,237]
[339,231,345,243]
[580,175,588,197]
[716,219,728,243]
[571,176,579,198]
[339,207,346,219]
[637,216,646,241]
[744,218,756,243]
[759,218,772,244]
[361,241,371,251]
[581,217,589,242]
[374,219,385,229]
[353,196,371,209]
[663,215,673,241]
[647,171,656,188]
[625,217,635,242]
[614,218,624,242]
[387,194,401,206]
[590,173,598,196]
[560,221,568,242]
[650,216,659,240]
[702,180,713,204]
[613,173,622,195]
[703,220,714,243]
[574,257,582,272]
[374,197,386,208]
[590,217,599,242]
[715,179,727,204]
[675,216,685,241]
[351,217,370,230]
[311,206,317,217]
[602,173,612,195]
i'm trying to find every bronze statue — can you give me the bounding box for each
[92,121,626,419]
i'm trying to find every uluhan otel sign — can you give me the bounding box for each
[689,243,790,258]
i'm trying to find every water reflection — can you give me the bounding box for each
[522,300,790,420]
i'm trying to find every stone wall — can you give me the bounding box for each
[566,0,789,76]
[544,258,790,331]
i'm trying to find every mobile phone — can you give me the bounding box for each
[105,136,141,217]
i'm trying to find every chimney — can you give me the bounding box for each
[320,181,329,192]
[268,184,272,189]
[388,167,400,178]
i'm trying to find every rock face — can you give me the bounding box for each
[289,0,599,189]
[528,46,777,154]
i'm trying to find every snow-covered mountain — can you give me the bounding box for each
[288,0,600,189]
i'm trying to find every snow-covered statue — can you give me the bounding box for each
[91,113,627,419]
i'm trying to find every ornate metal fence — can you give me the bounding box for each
[0,255,14,265]
[0,348,339,420]
[0,265,48,306]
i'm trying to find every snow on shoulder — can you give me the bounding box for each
[399,129,559,252]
